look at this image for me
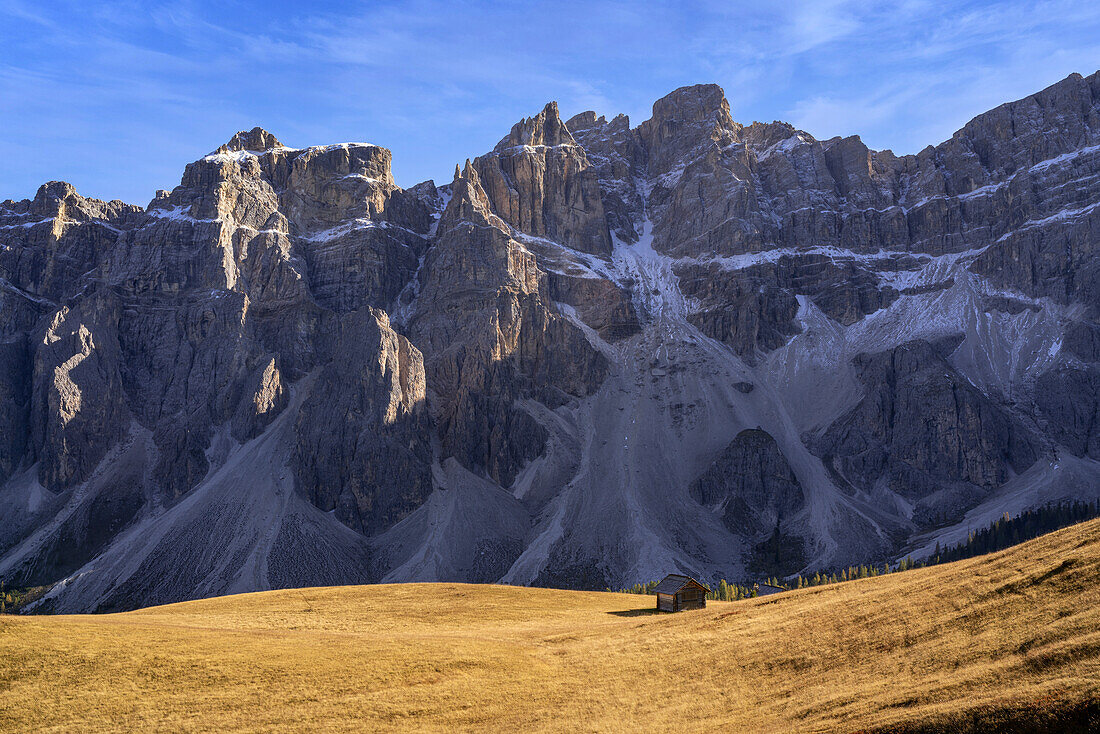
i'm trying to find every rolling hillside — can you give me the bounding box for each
[2,520,1099,733]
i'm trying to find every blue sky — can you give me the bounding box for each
[2,0,1099,204]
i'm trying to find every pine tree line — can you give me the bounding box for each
[609,500,1100,602]
[785,563,894,590]
[798,500,1099,588]
[708,580,758,601]
[0,582,49,614]
[931,500,1100,565]
[610,579,760,599]
[614,581,660,595]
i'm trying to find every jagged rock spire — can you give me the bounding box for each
[216,127,284,154]
[471,101,611,255]
[495,101,576,152]
[439,157,508,233]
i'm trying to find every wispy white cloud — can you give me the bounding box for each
[780,0,1100,150]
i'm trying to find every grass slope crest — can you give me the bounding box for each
[1,519,1099,732]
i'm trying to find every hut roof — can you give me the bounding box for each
[652,574,710,595]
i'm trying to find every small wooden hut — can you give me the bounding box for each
[653,574,710,612]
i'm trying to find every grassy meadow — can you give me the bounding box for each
[2,520,1099,732]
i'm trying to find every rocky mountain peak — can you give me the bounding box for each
[439,158,508,233]
[638,83,740,176]
[650,83,735,126]
[33,180,79,202]
[29,180,140,222]
[945,70,1100,177]
[564,111,606,134]
[31,181,80,217]
[741,120,804,151]
[496,101,576,151]
[474,103,611,255]
[216,126,285,154]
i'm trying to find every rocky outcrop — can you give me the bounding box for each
[31,289,128,490]
[1036,365,1100,459]
[674,261,801,358]
[293,308,432,534]
[690,429,804,538]
[566,111,646,243]
[216,126,285,154]
[638,83,739,178]
[639,84,753,259]
[107,133,430,313]
[0,182,142,304]
[231,356,288,441]
[473,103,612,256]
[409,162,606,485]
[546,271,639,341]
[674,251,927,355]
[813,340,1041,523]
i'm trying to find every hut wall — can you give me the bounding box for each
[677,588,706,610]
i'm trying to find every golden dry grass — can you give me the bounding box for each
[3,520,1100,733]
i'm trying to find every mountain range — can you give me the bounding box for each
[3,71,1100,612]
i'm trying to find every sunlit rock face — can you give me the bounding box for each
[473,102,613,257]
[4,72,1100,611]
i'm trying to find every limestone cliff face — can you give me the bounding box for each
[645,75,1100,263]
[0,336,30,481]
[1,185,140,486]
[1035,356,1100,461]
[409,162,606,486]
[2,129,437,510]
[566,111,646,244]
[31,289,128,490]
[473,103,612,256]
[638,83,751,259]
[5,72,1100,611]
[293,308,432,534]
[0,182,142,304]
[108,131,430,312]
[812,340,1041,525]
[690,428,805,538]
[646,73,1100,356]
